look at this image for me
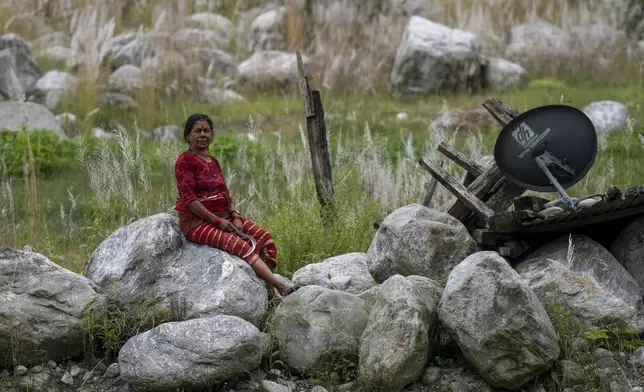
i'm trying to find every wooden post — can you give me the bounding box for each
[296,48,335,222]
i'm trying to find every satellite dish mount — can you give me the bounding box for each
[494,105,598,209]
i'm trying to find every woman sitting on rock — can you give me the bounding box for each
[174,113,298,298]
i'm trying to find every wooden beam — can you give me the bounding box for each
[438,142,484,178]
[296,48,334,223]
[448,164,505,221]
[419,155,495,222]
[422,159,442,207]
[296,48,314,118]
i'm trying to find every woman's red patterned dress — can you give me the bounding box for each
[174,150,277,267]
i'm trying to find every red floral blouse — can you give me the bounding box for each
[174,150,234,217]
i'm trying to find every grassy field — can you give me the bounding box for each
[0,0,643,278]
[2,80,644,277]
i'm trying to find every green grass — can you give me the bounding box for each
[1,81,644,278]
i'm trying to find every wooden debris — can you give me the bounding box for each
[422,159,442,207]
[419,155,495,222]
[296,48,334,222]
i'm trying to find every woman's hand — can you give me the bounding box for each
[217,218,236,232]
[233,218,243,231]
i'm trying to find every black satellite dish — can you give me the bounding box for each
[494,104,597,208]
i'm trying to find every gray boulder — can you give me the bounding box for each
[0,248,104,367]
[582,100,629,133]
[237,51,309,89]
[84,213,269,327]
[108,64,142,95]
[111,32,166,68]
[33,70,78,110]
[483,57,527,91]
[292,252,377,294]
[270,286,369,375]
[151,124,181,142]
[187,12,234,35]
[0,101,66,138]
[613,215,644,298]
[516,235,644,332]
[504,21,574,69]
[249,7,288,54]
[438,251,559,390]
[119,315,264,391]
[390,16,484,94]
[0,34,43,97]
[358,275,442,392]
[367,204,477,285]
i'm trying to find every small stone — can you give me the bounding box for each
[103,363,119,378]
[422,367,441,385]
[31,365,43,374]
[577,198,598,208]
[250,369,266,381]
[14,365,27,376]
[0,369,9,378]
[268,369,283,378]
[46,360,57,369]
[61,371,74,385]
[558,360,585,383]
[631,387,643,392]
[396,112,409,121]
[260,380,291,392]
[70,365,82,377]
[311,386,328,392]
[596,348,613,359]
[537,206,564,219]
[610,380,629,392]
[337,383,355,392]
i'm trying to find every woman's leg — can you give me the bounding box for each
[186,223,294,296]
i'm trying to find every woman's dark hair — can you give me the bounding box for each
[183,113,214,142]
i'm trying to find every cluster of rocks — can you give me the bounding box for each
[4,201,644,391]
[1,1,640,141]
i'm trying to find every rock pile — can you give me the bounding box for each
[3,201,644,391]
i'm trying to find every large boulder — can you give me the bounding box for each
[582,100,629,133]
[237,50,309,89]
[367,204,477,285]
[0,101,66,138]
[270,286,369,375]
[119,315,264,391]
[32,70,78,111]
[248,6,288,54]
[483,57,527,91]
[390,16,485,94]
[516,235,644,332]
[108,64,142,95]
[0,248,105,367]
[504,21,574,70]
[438,251,559,390]
[292,252,377,294]
[358,275,442,392]
[83,213,269,328]
[612,215,644,298]
[0,34,43,97]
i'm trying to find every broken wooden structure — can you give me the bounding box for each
[419,98,644,261]
[295,48,335,224]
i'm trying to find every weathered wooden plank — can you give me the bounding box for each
[296,48,314,118]
[446,98,526,228]
[494,204,644,234]
[422,159,442,207]
[448,164,506,221]
[419,155,495,221]
[438,142,484,178]
[307,90,334,215]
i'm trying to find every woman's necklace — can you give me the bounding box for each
[191,149,212,163]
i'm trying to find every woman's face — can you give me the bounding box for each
[188,120,212,151]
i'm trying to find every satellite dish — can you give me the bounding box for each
[494,104,597,208]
